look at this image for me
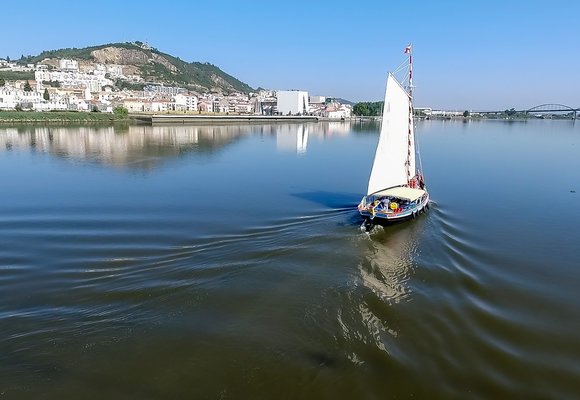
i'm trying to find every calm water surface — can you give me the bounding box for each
[0,120,579,399]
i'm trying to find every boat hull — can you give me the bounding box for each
[358,192,430,225]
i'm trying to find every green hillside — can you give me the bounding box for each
[20,42,139,62]
[0,71,35,81]
[19,42,253,94]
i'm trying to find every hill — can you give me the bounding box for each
[19,42,253,94]
[332,97,354,105]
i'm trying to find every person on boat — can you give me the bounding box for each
[418,174,425,189]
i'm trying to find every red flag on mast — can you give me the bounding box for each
[404,44,412,54]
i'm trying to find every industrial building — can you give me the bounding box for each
[276,90,309,115]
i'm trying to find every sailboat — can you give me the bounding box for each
[358,44,429,228]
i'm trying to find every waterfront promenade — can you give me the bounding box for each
[132,114,320,124]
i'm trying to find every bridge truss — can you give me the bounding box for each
[526,104,578,119]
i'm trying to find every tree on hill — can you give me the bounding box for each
[463,110,470,117]
[6,56,10,62]
[43,88,50,101]
[0,78,5,87]
[23,80,33,92]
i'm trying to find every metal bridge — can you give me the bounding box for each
[525,104,578,119]
[475,104,578,119]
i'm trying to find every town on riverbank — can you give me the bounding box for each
[1,46,576,124]
[0,51,354,124]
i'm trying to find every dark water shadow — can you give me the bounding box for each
[292,191,362,228]
[291,191,360,210]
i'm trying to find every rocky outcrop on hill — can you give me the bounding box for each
[151,53,177,72]
[91,47,177,72]
[91,47,149,65]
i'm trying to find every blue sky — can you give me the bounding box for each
[2,0,579,110]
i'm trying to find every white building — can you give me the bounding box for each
[323,104,352,119]
[106,64,124,77]
[151,101,169,113]
[414,107,432,116]
[216,98,229,113]
[35,69,113,92]
[309,95,326,104]
[34,99,68,111]
[144,84,183,95]
[198,100,213,113]
[234,103,252,113]
[4,64,34,72]
[173,93,198,111]
[276,90,309,115]
[123,99,148,113]
[59,59,79,71]
[0,87,18,109]
[431,109,463,117]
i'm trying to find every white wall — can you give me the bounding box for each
[276,90,309,115]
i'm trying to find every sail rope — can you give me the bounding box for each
[392,59,409,75]
[415,118,425,184]
[406,48,413,184]
[392,59,411,92]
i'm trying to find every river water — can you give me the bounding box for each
[0,120,579,399]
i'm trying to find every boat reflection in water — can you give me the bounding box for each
[353,219,426,349]
[358,222,424,304]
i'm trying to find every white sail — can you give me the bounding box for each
[366,73,416,195]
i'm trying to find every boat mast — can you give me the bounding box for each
[406,43,413,184]
[408,44,413,99]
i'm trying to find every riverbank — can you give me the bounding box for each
[0,111,132,124]
[0,111,325,125]
[133,114,319,124]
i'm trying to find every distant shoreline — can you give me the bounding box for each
[0,111,573,125]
